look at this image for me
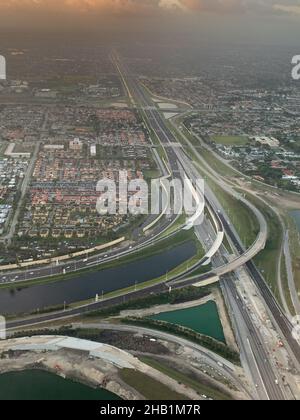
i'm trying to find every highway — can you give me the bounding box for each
[166,110,300,372]
[113,53,300,397]
[0,207,180,283]
[221,275,285,400]
[0,56,264,288]
[174,153,288,399]
[4,52,300,400]
[221,213,300,369]
[72,322,252,399]
[1,141,41,245]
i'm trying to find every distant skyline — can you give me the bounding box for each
[0,0,300,46]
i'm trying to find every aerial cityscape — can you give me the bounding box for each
[0,0,300,405]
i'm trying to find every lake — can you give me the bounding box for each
[149,300,225,343]
[0,370,120,400]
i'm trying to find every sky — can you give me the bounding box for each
[1,0,300,17]
[0,0,300,45]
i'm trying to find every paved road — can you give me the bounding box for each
[167,113,300,372]
[0,211,179,283]
[0,55,265,288]
[4,52,300,400]
[124,63,300,397]
[1,141,41,245]
[114,53,268,278]
[221,276,286,400]
[1,111,49,244]
[72,322,252,399]
[185,125,299,316]
[221,215,300,371]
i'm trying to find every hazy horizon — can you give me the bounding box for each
[0,0,300,47]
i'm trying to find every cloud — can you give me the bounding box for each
[0,0,299,30]
[179,0,300,16]
[0,0,175,29]
[0,0,167,16]
[1,0,300,17]
[274,3,300,15]
[180,0,244,14]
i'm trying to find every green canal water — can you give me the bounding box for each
[0,370,120,400]
[149,300,225,343]
[290,210,300,233]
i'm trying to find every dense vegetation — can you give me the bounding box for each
[85,286,212,318]
[122,317,240,364]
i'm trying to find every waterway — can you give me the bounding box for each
[0,241,195,316]
[290,210,300,233]
[149,300,225,343]
[0,370,120,400]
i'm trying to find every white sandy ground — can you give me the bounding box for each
[111,102,128,108]
[163,112,179,119]
[157,103,178,110]
[1,291,246,399]
[0,336,203,400]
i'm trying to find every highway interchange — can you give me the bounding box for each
[3,52,300,400]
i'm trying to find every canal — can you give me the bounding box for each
[0,370,120,400]
[0,241,196,316]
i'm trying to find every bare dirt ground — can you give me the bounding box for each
[213,288,238,352]
[0,338,201,400]
[118,295,213,318]
[4,290,243,400]
[237,179,300,211]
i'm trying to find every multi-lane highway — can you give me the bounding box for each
[4,52,300,400]
[113,53,300,397]
[221,275,285,400]
[221,213,300,368]
[0,206,181,283]
[0,54,265,288]
[164,105,300,373]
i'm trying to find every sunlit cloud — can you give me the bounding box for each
[179,0,300,17]
[0,0,299,28]
[0,0,168,15]
[1,0,300,16]
[274,3,300,14]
